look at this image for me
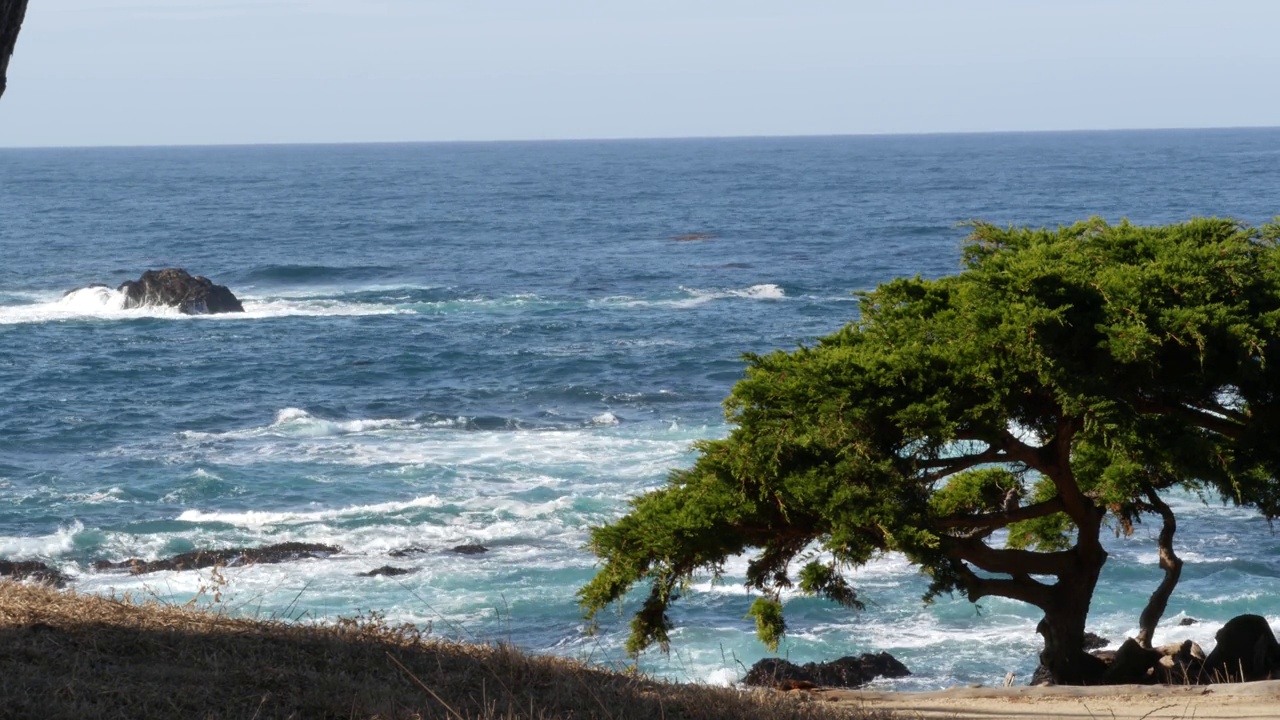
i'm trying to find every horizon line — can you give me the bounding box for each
[2,123,1278,152]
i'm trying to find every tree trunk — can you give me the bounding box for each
[1037,511,1109,684]
[1,0,31,100]
[1037,583,1108,684]
[1135,488,1182,649]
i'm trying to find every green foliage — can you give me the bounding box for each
[745,598,786,652]
[797,561,863,610]
[580,217,1280,658]
[930,469,1023,517]
[1006,477,1074,551]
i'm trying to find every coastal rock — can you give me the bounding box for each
[388,545,429,558]
[1156,640,1205,684]
[0,560,68,587]
[1082,632,1109,651]
[1179,617,1199,626]
[93,542,340,575]
[451,544,489,555]
[358,565,414,577]
[1100,639,1162,685]
[742,652,910,689]
[1156,639,1204,661]
[117,268,244,314]
[1028,632,1109,685]
[1201,614,1280,682]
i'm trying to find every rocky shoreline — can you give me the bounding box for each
[1,541,494,584]
[7,540,1280,691]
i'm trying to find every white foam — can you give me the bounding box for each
[0,287,180,324]
[704,668,738,687]
[66,486,130,505]
[0,288,408,325]
[672,283,786,308]
[590,412,620,426]
[233,298,408,318]
[734,283,786,300]
[177,495,445,527]
[236,283,443,300]
[180,407,412,441]
[590,284,786,309]
[173,414,708,479]
[0,520,83,560]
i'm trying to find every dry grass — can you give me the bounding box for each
[0,581,889,720]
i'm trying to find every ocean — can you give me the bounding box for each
[2,129,1280,690]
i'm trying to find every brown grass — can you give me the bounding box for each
[0,581,889,720]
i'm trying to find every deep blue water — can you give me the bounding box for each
[3,129,1280,688]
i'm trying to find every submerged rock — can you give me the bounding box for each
[388,546,429,558]
[93,542,339,575]
[451,544,488,555]
[1082,632,1109,650]
[117,268,244,314]
[742,652,910,689]
[0,560,68,587]
[358,565,414,578]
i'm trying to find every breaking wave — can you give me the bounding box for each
[591,283,787,309]
[0,286,409,324]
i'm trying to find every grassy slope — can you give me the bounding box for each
[0,581,887,720]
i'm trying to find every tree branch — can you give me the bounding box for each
[1133,398,1243,440]
[1135,485,1183,649]
[944,537,1076,577]
[918,446,1009,484]
[952,560,1052,609]
[935,496,1066,530]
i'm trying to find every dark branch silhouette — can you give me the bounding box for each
[0,0,30,100]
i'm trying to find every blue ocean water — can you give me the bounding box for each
[2,130,1280,689]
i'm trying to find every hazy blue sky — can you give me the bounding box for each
[2,0,1278,147]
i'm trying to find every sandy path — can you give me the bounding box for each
[824,680,1280,719]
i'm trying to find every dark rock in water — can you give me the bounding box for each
[358,565,414,578]
[0,560,68,587]
[451,544,488,555]
[389,546,429,558]
[1201,614,1280,682]
[117,268,244,314]
[742,652,910,689]
[93,542,339,575]
[1179,617,1199,626]
[1083,632,1109,650]
[1029,663,1054,686]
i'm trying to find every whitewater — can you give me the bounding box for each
[4,131,1280,689]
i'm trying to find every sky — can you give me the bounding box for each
[1,0,1278,147]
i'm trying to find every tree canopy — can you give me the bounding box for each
[579,217,1280,685]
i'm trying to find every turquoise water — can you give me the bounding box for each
[3,130,1280,689]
